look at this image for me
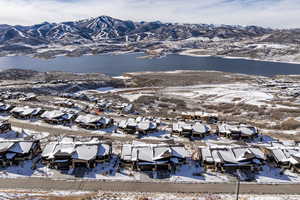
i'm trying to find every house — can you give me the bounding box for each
[19,93,38,101]
[264,146,300,173]
[123,103,134,114]
[136,117,159,134]
[118,117,158,134]
[114,103,134,114]
[0,92,25,100]
[120,142,188,178]
[172,121,210,138]
[61,93,93,102]
[181,111,218,123]
[75,114,114,129]
[92,100,112,113]
[199,145,266,174]
[118,118,137,134]
[217,123,258,140]
[0,139,41,167]
[54,100,75,108]
[10,106,44,119]
[41,109,78,125]
[41,137,112,170]
[0,120,11,134]
[0,103,13,112]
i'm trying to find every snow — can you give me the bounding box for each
[162,83,274,106]
[0,189,91,199]
[0,160,53,179]
[0,190,299,200]
[12,27,28,38]
[256,164,300,183]
[113,76,132,80]
[170,159,229,183]
[120,93,145,102]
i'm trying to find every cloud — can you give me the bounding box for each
[0,0,299,28]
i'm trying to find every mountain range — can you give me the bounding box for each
[1,16,300,63]
[0,15,277,46]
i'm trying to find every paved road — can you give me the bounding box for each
[0,177,299,194]
[8,118,205,146]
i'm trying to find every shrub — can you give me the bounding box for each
[281,118,300,130]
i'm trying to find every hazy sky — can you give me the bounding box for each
[0,0,299,28]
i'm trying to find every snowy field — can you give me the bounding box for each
[162,83,274,106]
[0,190,300,200]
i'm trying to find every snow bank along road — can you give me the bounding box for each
[0,178,300,194]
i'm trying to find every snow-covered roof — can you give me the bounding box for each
[121,144,133,161]
[182,111,218,117]
[249,147,266,160]
[232,148,254,162]
[137,121,151,131]
[42,138,111,160]
[72,144,98,161]
[218,149,238,163]
[42,142,58,157]
[118,120,128,129]
[0,142,14,153]
[218,124,257,136]
[172,146,188,158]
[11,106,41,116]
[173,121,210,134]
[201,147,213,162]
[99,117,112,125]
[9,142,34,154]
[54,143,76,156]
[0,103,12,111]
[121,143,187,162]
[200,146,265,164]
[269,147,300,164]
[172,122,183,132]
[75,114,102,124]
[119,117,157,131]
[41,110,65,119]
[97,144,110,156]
[127,118,137,127]
[271,149,288,163]
[123,104,133,113]
[240,126,258,136]
[193,122,210,133]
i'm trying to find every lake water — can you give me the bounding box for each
[0,53,300,76]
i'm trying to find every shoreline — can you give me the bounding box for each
[178,50,300,65]
[5,50,300,65]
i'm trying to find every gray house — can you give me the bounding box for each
[172,121,211,138]
[41,137,112,170]
[0,139,41,167]
[199,145,266,174]
[120,142,188,178]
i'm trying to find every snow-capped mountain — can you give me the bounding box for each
[0,15,273,46]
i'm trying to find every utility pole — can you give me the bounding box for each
[235,175,240,200]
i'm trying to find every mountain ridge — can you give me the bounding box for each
[0,15,274,46]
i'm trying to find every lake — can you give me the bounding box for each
[0,53,300,76]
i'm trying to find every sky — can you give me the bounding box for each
[0,0,299,28]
